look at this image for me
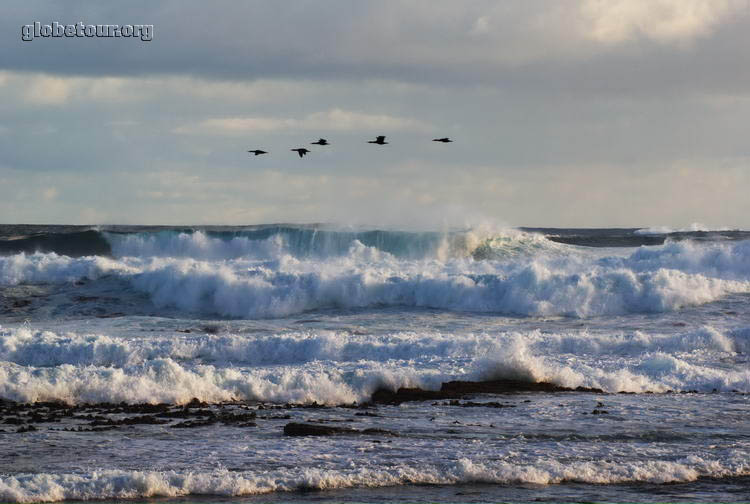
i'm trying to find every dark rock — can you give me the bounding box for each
[282,422,397,437]
[218,412,257,425]
[185,398,208,409]
[371,379,605,404]
[171,418,218,429]
[444,400,515,408]
[283,422,356,436]
[361,428,398,436]
[89,415,169,427]
[74,296,99,302]
[258,414,292,420]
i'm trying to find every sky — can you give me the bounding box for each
[1,0,750,228]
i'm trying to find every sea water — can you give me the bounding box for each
[0,225,748,503]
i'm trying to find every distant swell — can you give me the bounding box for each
[2,225,750,260]
[0,230,111,258]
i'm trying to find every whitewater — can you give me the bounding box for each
[1,224,749,503]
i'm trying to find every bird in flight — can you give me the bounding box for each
[368,135,388,145]
[432,138,452,143]
[311,138,329,145]
[291,148,310,158]
[247,150,268,155]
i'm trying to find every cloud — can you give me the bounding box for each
[24,75,72,105]
[2,1,748,86]
[173,108,433,135]
[42,187,58,200]
[2,2,750,228]
[579,0,746,44]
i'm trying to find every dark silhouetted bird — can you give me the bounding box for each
[311,138,329,145]
[432,138,452,143]
[247,150,268,155]
[368,135,388,145]
[291,148,310,158]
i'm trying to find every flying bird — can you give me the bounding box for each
[291,148,310,158]
[432,137,452,143]
[311,138,329,145]
[368,135,388,145]
[247,150,268,155]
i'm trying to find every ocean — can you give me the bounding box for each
[0,224,748,503]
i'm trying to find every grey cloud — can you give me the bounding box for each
[2,1,750,227]
[3,1,750,98]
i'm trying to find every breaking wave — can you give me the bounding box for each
[2,236,750,318]
[2,456,749,503]
[1,324,747,405]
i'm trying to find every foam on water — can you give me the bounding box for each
[103,227,565,261]
[1,455,748,503]
[2,237,750,319]
[635,224,734,235]
[3,226,749,504]
[1,324,748,405]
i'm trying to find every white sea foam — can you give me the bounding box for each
[104,227,559,261]
[1,325,748,405]
[1,455,747,503]
[106,230,287,261]
[1,325,743,370]
[3,238,750,318]
[0,253,135,286]
[635,223,734,235]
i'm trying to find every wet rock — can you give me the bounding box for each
[185,398,209,409]
[371,379,604,404]
[361,428,398,436]
[171,418,218,429]
[444,400,515,408]
[59,426,117,432]
[283,422,356,436]
[74,296,99,302]
[282,422,398,437]
[218,412,257,425]
[89,415,169,427]
[258,414,292,420]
